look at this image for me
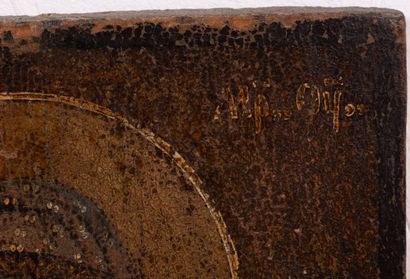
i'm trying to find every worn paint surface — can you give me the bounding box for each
[0,7,406,278]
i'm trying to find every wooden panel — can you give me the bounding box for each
[0,7,405,278]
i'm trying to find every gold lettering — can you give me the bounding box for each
[296,83,308,111]
[220,78,359,134]
[333,90,342,132]
[312,85,320,114]
[344,104,355,117]
[272,110,282,121]
[254,94,270,134]
[228,87,238,119]
[296,83,320,113]
[322,91,330,113]
[213,105,221,121]
[238,85,252,118]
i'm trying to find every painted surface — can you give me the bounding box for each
[0,8,405,278]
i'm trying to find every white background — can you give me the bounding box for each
[0,0,409,276]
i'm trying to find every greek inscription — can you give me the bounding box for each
[214,77,365,134]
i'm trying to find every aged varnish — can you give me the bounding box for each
[0,7,405,278]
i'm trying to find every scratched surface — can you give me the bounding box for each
[0,7,406,278]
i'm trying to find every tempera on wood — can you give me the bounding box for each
[0,7,405,278]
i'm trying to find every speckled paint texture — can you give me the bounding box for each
[0,7,405,278]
